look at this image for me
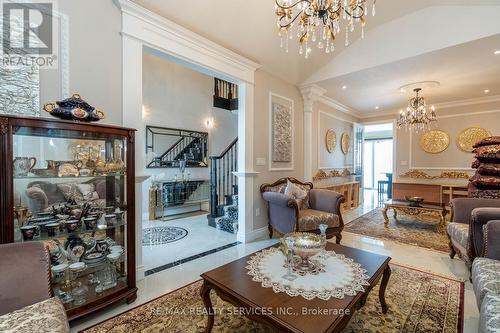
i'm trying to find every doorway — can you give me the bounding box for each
[362,123,393,204]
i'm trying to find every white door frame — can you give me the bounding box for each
[114,0,261,281]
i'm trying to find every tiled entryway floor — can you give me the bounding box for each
[142,213,237,274]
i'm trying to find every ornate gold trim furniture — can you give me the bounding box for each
[447,198,500,270]
[260,177,345,243]
[382,199,447,233]
[0,115,137,321]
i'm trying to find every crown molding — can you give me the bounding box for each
[299,84,327,100]
[359,94,500,119]
[113,0,261,79]
[317,95,362,118]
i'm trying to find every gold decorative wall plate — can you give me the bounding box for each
[456,127,492,152]
[341,133,350,155]
[419,130,450,154]
[325,129,336,153]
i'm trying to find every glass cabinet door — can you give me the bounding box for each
[12,125,129,310]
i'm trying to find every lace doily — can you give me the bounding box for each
[245,248,370,300]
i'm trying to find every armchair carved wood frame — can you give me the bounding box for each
[260,177,346,243]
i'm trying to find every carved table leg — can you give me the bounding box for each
[382,205,390,226]
[379,265,391,314]
[200,280,214,333]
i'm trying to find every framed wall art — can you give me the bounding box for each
[269,92,294,171]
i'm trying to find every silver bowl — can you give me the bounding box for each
[281,232,326,271]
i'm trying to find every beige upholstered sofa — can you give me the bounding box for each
[0,242,69,333]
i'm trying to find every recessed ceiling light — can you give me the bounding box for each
[484,89,490,94]
[375,106,379,110]
[399,88,406,93]
[342,85,347,90]
[494,50,500,55]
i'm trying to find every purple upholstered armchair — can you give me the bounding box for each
[447,198,500,269]
[260,177,345,243]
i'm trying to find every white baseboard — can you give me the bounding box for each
[136,265,145,281]
[238,226,269,243]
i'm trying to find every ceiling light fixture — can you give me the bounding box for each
[342,85,347,89]
[484,89,490,94]
[375,106,379,109]
[397,88,437,132]
[275,0,377,58]
[494,50,500,55]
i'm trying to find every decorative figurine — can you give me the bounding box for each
[43,94,105,122]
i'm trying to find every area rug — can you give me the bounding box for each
[142,226,188,246]
[81,263,464,333]
[344,209,450,252]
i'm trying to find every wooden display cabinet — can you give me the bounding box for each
[0,115,137,321]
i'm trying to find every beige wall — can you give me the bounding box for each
[363,101,500,185]
[252,70,304,230]
[310,101,360,185]
[39,0,123,126]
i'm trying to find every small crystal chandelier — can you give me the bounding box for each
[397,88,437,132]
[275,0,376,58]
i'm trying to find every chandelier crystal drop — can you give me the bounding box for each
[275,0,376,58]
[397,88,437,133]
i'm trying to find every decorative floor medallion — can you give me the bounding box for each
[142,226,188,246]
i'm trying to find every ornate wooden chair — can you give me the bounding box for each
[260,177,345,243]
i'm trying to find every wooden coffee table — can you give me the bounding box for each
[382,199,448,233]
[200,243,391,333]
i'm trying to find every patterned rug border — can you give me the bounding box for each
[79,261,465,333]
[344,208,450,254]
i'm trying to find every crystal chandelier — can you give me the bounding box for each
[397,88,437,132]
[275,0,376,58]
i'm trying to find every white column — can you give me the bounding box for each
[300,85,326,182]
[235,82,259,243]
[121,34,147,281]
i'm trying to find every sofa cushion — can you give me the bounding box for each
[56,183,84,202]
[298,209,339,231]
[479,292,500,333]
[472,257,500,308]
[0,297,69,333]
[471,174,500,189]
[284,180,310,210]
[473,136,500,148]
[477,163,500,177]
[447,222,469,255]
[474,144,500,162]
[469,183,500,200]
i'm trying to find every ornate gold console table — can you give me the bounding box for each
[382,199,448,233]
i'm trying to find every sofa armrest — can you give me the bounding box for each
[309,189,345,214]
[262,192,299,234]
[262,191,296,208]
[450,198,500,223]
[25,186,49,212]
[484,220,500,260]
[471,208,500,257]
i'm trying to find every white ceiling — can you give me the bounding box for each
[131,0,500,115]
[318,34,500,114]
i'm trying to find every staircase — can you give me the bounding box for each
[148,134,207,168]
[207,138,238,234]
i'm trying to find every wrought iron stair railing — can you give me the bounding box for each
[209,138,238,218]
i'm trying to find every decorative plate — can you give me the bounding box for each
[325,129,336,153]
[341,133,350,155]
[456,127,492,152]
[419,130,450,154]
